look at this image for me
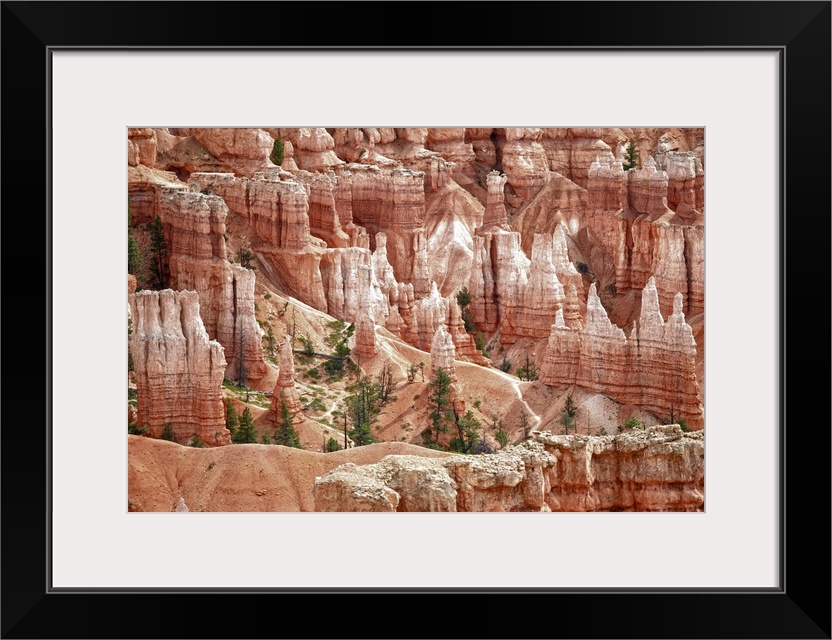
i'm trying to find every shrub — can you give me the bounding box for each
[677,418,691,433]
[325,437,343,452]
[576,262,589,275]
[161,422,176,442]
[306,366,321,380]
[455,286,472,308]
[298,335,315,356]
[471,439,494,455]
[624,416,643,430]
[190,435,206,448]
[495,429,509,449]
[235,246,256,269]
[560,394,577,434]
[324,358,344,376]
[499,358,511,373]
[271,137,285,166]
[128,422,147,436]
[474,331,486,353]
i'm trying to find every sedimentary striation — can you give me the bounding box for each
[130,289,231,445]
[268,336,304,425]
[540,278,703,429]
[156,184,266,382]
[129,127,706,459]
[313,425,703,512]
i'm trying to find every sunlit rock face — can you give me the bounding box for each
[540,279,703,429]
[130,290,231,446]
[157,186,265,382]
[352,309,378,362]
[314,426,704,512]
[128,126,706,466]
[190,128,275,177]
[128,128,157,168]
[268,336,305,426]
[430,324,457,382]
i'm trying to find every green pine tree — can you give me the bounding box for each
[127,198,144,278]
[160,422,176,442]
[271,137,285,166]
[233,406,257,444]
[424,368,455,448]
[274,391,302,448]
[560,394,577,434]
[622,139,639,171]
[146,214,168,290]
[225,398,239,441]
[345,375,381,446]
[449,410,482,454]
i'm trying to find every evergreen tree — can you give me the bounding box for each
[424,368,455,448]
[516,352,539,381]
[233,407,257,444]
[495,428,509,449]
[449,410,482,454]
[622,139,639,171]
[346,375,381,446]
[146,214,168,290]
[455,286,476,333]
[225,398,239,441]
[160,422,176,442]
[560,394,577,434]
[271,137,285,166]
[325,437,343,452]
[127,199,144,278]
[274,391,302,448]
[519,410,531,439]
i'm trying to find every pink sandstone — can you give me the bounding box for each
[313,426,703,512]
[430,324,457,382]
[130,289,231,446]
[269,336,304,425]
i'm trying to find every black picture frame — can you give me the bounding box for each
[2,2,829,638]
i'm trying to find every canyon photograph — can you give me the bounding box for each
[127,127,705,513]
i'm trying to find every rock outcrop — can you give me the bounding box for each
[268,336,304,425]
[158,186,266,382]
[130,289,231,445]
[513,233,566,340]
[183,128,276,177]
[430,324,457,382]
[352,309,378,362]
[627,156,673,219]
[410,282,448,351]
[540,279,703,429]
[274,128,344,173]
[128,128,157,168]
[314,426,704,512]
[500,128,550,206]
[480,170,510,232]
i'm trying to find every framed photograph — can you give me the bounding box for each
[3,2,829,638]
